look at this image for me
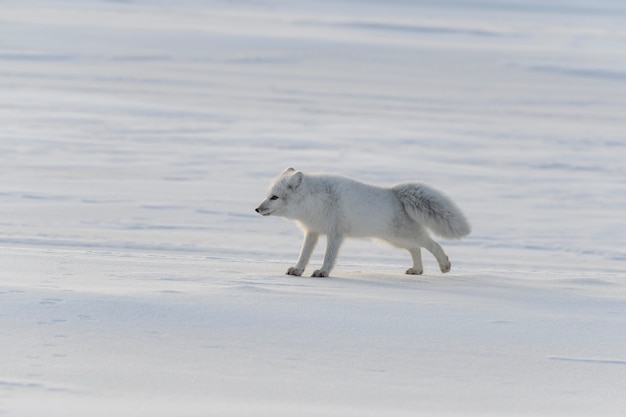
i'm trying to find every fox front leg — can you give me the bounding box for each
[286,231,319,276]
[312,232,344,277]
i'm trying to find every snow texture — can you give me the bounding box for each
[1,0,626,416]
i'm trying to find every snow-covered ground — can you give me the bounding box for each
[1,0,626,415]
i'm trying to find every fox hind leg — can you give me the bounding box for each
[406,248,423,275]
[423,238,451,273]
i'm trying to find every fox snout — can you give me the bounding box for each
[255,203,270,216]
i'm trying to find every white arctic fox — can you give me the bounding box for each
[255,168,471,277]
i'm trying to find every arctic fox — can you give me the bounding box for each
[255,168,471,277]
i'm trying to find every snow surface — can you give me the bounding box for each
[1,0,626,415]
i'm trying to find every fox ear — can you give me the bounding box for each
[288,171,304,190]
[283,167,296,175]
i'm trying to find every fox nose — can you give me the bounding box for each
[255,207,260,213]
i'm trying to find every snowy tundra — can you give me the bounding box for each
[1,0,626,416]
[256,168,470,277]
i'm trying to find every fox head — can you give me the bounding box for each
[255,167,304,218]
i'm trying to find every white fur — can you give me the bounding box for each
[255,168,471,277]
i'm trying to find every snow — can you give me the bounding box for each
[1,0,626,415]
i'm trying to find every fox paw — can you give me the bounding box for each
[440,259,451,273]
[286,267,303,276]
[311,270,328,278]
[405,268,423,275]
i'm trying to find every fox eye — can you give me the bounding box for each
[270,195,279,200]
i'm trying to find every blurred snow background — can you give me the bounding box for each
[1,0,625,416]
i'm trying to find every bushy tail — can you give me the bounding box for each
[392,183,471,239]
